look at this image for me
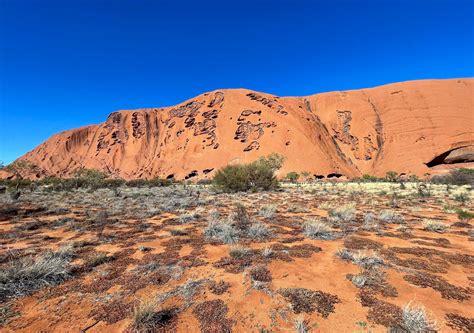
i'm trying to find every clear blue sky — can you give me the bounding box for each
[1,0,473,164]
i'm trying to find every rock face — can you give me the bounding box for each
[14,78,474,180]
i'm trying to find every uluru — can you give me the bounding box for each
[14,78,474,181]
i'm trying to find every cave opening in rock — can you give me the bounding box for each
[425,147,473,168]
[425,150,453,168]
[203,168,214,174]
[184,170,199,179]
[327,173,342,178]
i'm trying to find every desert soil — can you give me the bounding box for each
[0,182,473,332]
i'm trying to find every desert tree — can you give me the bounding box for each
[3,160,35,190]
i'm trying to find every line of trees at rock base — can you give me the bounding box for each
[0,156,473,193]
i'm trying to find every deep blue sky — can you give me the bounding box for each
[1,0,473,164]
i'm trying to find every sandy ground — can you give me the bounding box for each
[0,182,473,332]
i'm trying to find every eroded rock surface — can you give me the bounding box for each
[12,79,474,180]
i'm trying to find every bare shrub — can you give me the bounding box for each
[259,204,277,219]
[303,220,335,240]
[229,245,251,259]
[335,248,354,261]
[352,251,384,269]
[378,210,405,224]
[329,204,355,224]
[287,203,309,213]
[423,220,449,233]
[294,316,310,333]
[335,249,383,269]
[400,301,438,332]
[131,296,176,332]
[351,273,368,288]
[362,213,379,231]
[204,220,239,244]
[248,223,272,241]
[0,250,72,301]
[261,247,273,258]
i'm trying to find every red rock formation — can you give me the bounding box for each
[12,78,474,180]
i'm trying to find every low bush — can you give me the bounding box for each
[303,220,335,240]
[352,174,382,182]
[400,302,437,332]
[261,247,273,258]
[352,251,384,269]
[0,250,72,301]
[453,192,470,203]
[132,296,175,332]
[431,168,474,186]
[1,169,173,192]
[335,248,354,261]
[378,210,405,224]
[178,212,198,224]
[362,213,379,231]
[335,249,384,269]
[248,223,272,241]
[229,204,252,231]
[204,221,239,244]
[422,220,449,233]
[212,153,285,192]
[385,171,399,182]
[287,203,309,213]
[294,316,310,333]
[351,273,368,288]
[259,204,277,219]
[229,245,251,258]
[329,204,355,224]
[456,208,474,221]
[286,171,300,183]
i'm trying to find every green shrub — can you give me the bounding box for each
[213,153,285,192]
[385,171,399,182]
[286,171,300,183]
[99,178,126,188]
[0,178,32,189]
[39,171,125,190]
[408,174,420,182]
[196,178,212,185]
[363,174,378,182]
[454,192,469,203]
[125,179,148,187]
[2,160,36,190]
[73,167,108,180]
[431,168,474,186]
[125,177,171,188]
[456,208,474,220]
[416,183,431,197]
[458,168,474,175]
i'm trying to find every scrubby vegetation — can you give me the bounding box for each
[303,220,335,240]
[131,296,176,332]
[0,167,174,191]
[286,171,300,183]
[423,220,449,233]
[400,302,438,332]
[431,168,474,186]
[212,153,285,192]
[0,247,74,301]
[0,173,471,332]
